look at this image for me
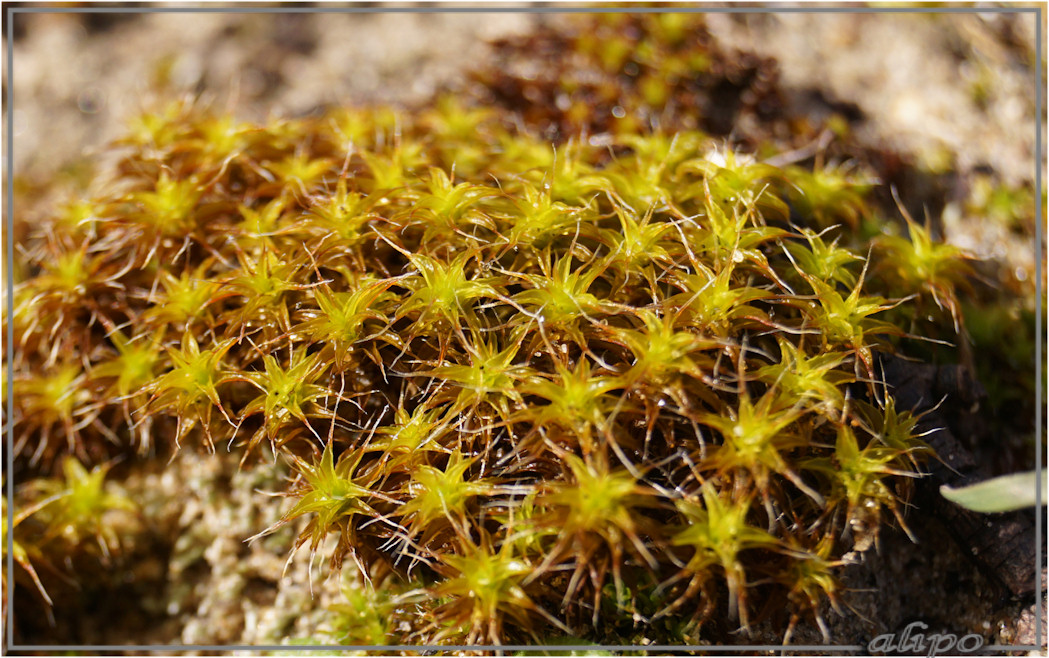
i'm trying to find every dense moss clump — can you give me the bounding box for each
[5,13,993,648]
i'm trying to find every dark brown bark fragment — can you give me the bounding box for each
[878,352,1041,600]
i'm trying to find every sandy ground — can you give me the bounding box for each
[3,6,1044,653]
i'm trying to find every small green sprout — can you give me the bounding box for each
[396,252,500,331]
[800,271,904,376]
[531,453,659,622]
[147,332,236,447]
[427,533,569,645]
[220,248,311,334]
[680,146,786,220]
[407,168,500,243]
[235,196,288,244]
[783,164,872,229]
[669,263,775,337]
[120,99,193,149]
[688,192,789,277]
[31,457,136,558]
[361,143,426,193]
[423,330,529,418]
[753,337,853,418]
[193,114,252,161]
[366,405,455,467]
[295,277,395,366]
[500,181,590,249]
[518,358,623,454]
[295,178,380,250]
[128,171,204,236]
[92,329,163,400]
[851,395,934,470]
[50,198,105,238]
[875,215,974,331]
[266,152,334,194]
[697,387,823,506]
[12,362,94,462]
[805,424,919,551]
[777,535,844,643]
[143,261,222,329]
[327,106,402,148]
[232,349,332,455]
[268,441,384,576]
[607,309,716,386]
[396,450,497,550]
[665,481,782,630]
[27,244,122,320]
[510,250,614,348]
[783,226,863,289]
[600,204,675,285]
[90,328,163,452]
[326,574,401,646]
